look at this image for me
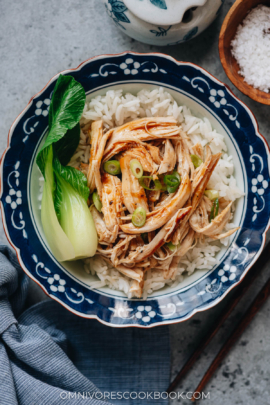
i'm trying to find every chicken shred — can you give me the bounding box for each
[87,121,113,198]
[120,171,191,234]
[120,154,149,214]
[190,200,239,240]
[123,146,159,174]
[101,173,123,243]
[85,117,240,297]
[158,140,176,174]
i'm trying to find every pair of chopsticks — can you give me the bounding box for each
[167,240,270,400]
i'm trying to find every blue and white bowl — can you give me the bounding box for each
[1,52,269,328]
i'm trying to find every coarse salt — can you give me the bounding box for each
[231,5,270,93]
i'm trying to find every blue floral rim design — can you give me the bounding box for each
[0,52,269,328]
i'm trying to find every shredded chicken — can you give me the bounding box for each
[167,229,195,279]
[101,173,123,243]
[123,146,159,174]
[103,117,180,162]
[90,206,116,245]
[189,200,239,240]
[130,280,144,298]
[87,121,112,197]
[173,138,194,177]
[120,171,191,234]
[85,117,240,297]
[158,140,176,174]
[120,154,149,214]
[192,143,204,160]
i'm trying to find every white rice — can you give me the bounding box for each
[69,87,244,298]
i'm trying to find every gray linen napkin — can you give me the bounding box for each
[0,245,170,404]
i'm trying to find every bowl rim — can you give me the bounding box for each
[1,51,269,328]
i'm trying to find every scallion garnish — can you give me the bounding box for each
[191,154,203,168]
[209,198,219,222]
[132,207,146,227]
[162,172,181,193]
[130,159,143,178]
[164,174,180,188]
[167,185,179,193]
[139,176,165,191]
[204,189,219,200]
[103,160,121,175]
[92,190,102,212]
[166,242,177,251]
[215,198,219,217]
[172,170,181,181]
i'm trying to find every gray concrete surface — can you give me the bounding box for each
[1,0,270,403]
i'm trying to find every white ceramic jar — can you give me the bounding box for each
[103,0,224,46]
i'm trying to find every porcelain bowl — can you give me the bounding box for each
[1,52,269,328]
[103,0,224,46]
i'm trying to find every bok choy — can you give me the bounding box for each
[37,74,97,262]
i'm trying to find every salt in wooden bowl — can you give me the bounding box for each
[219,0,270,105]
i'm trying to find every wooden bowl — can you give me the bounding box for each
[219,0,270,105]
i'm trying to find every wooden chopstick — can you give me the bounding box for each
[191,249,270,401]
[167,240,270,394]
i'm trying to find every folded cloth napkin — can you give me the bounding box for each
[0,246,170,405]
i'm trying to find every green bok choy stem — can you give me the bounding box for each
[37,74,97,261]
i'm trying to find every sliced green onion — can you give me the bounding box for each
[215,198,219,217]
[209,198,219,222]
[139,176,152,190]
[139,176,165,191]
[156,177,167,192]
[141,233,148,243]
[209,206,214,222]
[191,154,203,168]
[204,189,219,200]
[92,190,102,212]
[103,160,121,175]
[130,159,143,179]
[164,174,180,188]
[167,185,178,194]
[172,171,181,182]
[166,242,177,251]
[154,179,166,191]
[132,207,146,228]
[163,172,181,193]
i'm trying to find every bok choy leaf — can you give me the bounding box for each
[54,123,81,166]
[37,74,98,262]
[53,157,89,208]
[36,74,86,177]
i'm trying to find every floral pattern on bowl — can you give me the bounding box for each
[0,52,269,328]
